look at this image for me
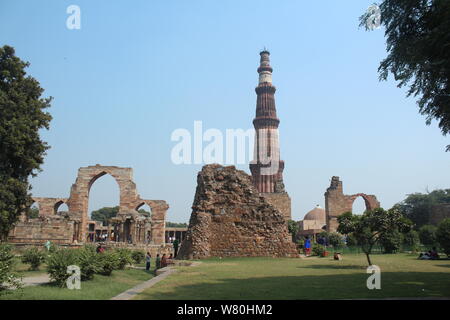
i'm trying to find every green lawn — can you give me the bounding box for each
[13,259,47,278]
[1,268,154,300]
[134,253,450,300]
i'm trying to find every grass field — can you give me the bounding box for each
[0,268,154,300]
[134,253,450,300]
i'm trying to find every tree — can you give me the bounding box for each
[90,206,119,226]
[436,218,450,256]
[166,222,188,228]
[287,220,299,242]
[337,208,411,266]
[395,189,450,228]
[379,228,403,253]
[28,207,39,219]
[402,229,420,252]
[0,45,52,240]
[328,232,345,248]
[419,224,438,246]
[360,1,450,151]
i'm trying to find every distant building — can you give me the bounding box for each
[297,205,327,239]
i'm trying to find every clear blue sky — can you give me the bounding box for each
[1,0,449,221]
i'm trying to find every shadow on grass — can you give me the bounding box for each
[297,264,365,270]
[137,272,450,300]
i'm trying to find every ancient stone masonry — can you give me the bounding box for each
[177,164,298,259]
[249,50,291,220]
[8,165,169,246]
[324,176,380,232]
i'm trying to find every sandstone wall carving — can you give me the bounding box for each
[178,164,298,259]
[325,176,380,232]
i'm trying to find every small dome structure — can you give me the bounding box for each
[303,205,326,224]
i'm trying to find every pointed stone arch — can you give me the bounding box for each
[324,176,380,232]
[65,165,168,243]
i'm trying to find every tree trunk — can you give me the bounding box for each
[365,252,372,266]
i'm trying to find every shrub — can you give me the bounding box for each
[312,244,325,256]
[131,250,145,264]
[76,246,100,281]
[0,244,21,294]
[46,248,77,287]
[97,250,119,276]
[114,248,133,270]
[419,225,438,246]
[21,247,46,271]
[328,232,345,248]
[379,229,403,253]
[436,218,450,257]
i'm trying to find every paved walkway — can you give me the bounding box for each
[111,261,200,300]
[2,273,51,290]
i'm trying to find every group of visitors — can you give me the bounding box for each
[96,244,105,253]
[145,252,174,272]
[418,247,440,260]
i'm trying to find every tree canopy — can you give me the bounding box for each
[0,45,52,240]
[361,0,450,151]
[90,206,119,225]
[395,189,450,228]
[337,208,412,265]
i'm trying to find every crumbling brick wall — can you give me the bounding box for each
[178,164,298,259]
[325,176,380,232]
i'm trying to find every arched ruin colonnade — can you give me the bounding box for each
[28,165,168,245]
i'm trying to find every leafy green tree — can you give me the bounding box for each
[337,208,411,266]
[138,208,150,217]
[287,220,299,242]
[402,229,420,252]
[379,228,403,253]
[436,218,450,256]
[90,206,119,226]
[28,207,39,219]
[166,222,188,228]
[360,1,450,151]
[419,224,438,246]
[395,189,450,228]
[328,232,345,248]
[0,45,52,240]
[345,233,358,247]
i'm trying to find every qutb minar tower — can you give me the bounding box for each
[250,50,292,221]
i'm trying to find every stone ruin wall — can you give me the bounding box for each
[178,164,298,259]
[261,192,292,221]
[8,165,168,247]
[325,176,380,232]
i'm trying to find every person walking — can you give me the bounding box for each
[155,254,161,270]
[145,252,151,271]
[173,239,179,258]
[304,237,311,256]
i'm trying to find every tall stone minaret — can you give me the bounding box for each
[249,50,291,220]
